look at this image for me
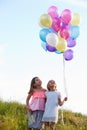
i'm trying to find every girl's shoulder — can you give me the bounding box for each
[55,90,61,94]
[33,88,46,92]
[56,91,61,98]
[42,88,47,92]
[46,90,61,96]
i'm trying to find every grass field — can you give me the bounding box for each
[0,99,87,130]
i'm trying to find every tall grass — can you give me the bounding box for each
[0,99,87,130]
[0,100,27,130]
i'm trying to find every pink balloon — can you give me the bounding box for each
[48,6,59,19]
[60,27,70,39]
[61,9,72,24]
[52,17,61,32]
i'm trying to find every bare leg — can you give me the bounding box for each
[28,128,33,130]
[49,122,56,130]
[44,122,50,130]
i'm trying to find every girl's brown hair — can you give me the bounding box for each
[28,77,38,94]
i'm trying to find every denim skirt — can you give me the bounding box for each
[27,110,44,129]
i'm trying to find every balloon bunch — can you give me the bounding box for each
[39,6,80,61]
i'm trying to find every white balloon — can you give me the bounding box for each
[46,32,58,47]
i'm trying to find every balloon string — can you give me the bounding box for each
[60,54,68,124]
[63,55,68,97]
[61,106,64,125]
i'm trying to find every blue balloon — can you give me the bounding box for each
[70,26,80,39]
[39,28,51,42]
[55,50,62,54]
[41,42,47,51]
[48,28,57,34]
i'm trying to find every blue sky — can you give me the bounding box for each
[0,0,87,115]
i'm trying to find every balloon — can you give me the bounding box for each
[52,17,61,32]
[60,27,70,39]
[58,32,62,40]
[48,6,59,19]
[61,9,72,24]
[46,44,57,52]
[46,33,58,47]
[58,37,66,44]
[63,49,73,61]
[48,28,56,33]
[39,14,52,28]
[71,13,80,26]
[55,50,62,54]
[67,37,76,47]
[56,43,66,52]
[41,42,47,51]
[56,38,67,52]
[39,28,51,42]
[39,6,80,59]
[70,26,80,39]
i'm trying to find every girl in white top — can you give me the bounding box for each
[42,80,67,130]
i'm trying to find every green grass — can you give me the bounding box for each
[0,99,87,130]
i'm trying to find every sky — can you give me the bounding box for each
[0,0,87,115]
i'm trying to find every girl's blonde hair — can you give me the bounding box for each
[47,80,57,91]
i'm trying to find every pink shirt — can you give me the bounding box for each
[29,89,46,111]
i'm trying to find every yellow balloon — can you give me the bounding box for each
[58,32,61,40]
[56,38,66,52]
[71,13,80,26]
[39,14,52,28]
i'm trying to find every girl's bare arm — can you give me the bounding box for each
[58,97,68,106]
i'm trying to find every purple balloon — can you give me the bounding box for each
[63,49,73,61]
[67,37,76,47]
[46,44,57,52]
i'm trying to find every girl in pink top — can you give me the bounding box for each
[26,77,46,130]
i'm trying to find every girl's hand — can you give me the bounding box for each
[26,105,29,110]
[26,105,32,112]
[28,108,33,114]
